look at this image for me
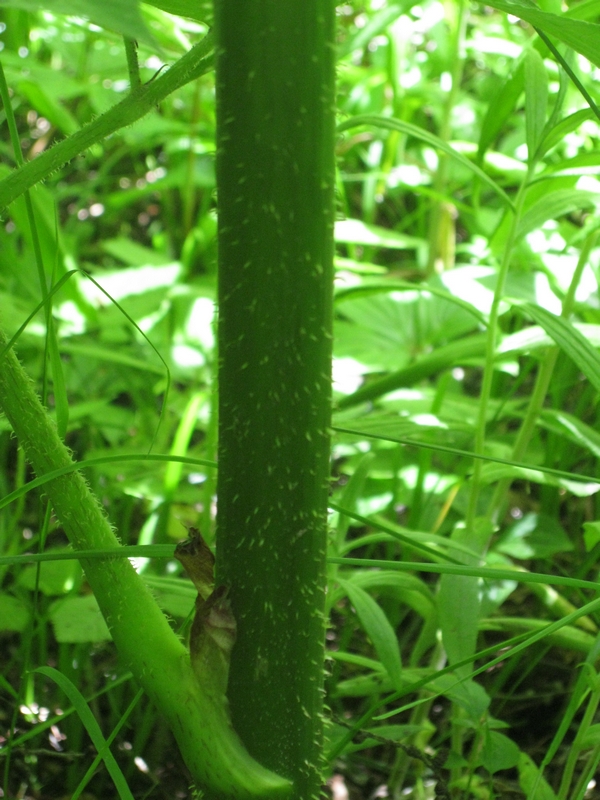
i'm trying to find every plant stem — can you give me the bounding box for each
[426,0,467,276]
[0,32,214,211]
[465,175,529,534]
[488,228,599,523]
[214,2,336,797]
[0,327,290,798]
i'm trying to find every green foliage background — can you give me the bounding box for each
[1,0,600,798]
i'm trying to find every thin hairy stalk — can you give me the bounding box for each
[0,325,290,798]
[0,33,214,211]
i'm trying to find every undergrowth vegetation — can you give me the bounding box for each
[1,0,600,798]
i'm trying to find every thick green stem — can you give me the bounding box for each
[214,3,336,798]
[0,328,290,799]
[0,33,214,211]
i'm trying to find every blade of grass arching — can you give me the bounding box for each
[335,333,489,408]
[0,545,175,568]
[0,267,171,452]
[483,0,600,67]
[0,672,133,753]
[524,48,548,166]
[337,115,515,211]
[70,688,144,800]
[533,27,600,124]
[334,280,487,325]
[332,426,600,485]
[34,667,135,800]
[522,303,600,394]
[150,392,204,543]
[329,502,466,564]
[0,33,215,211]
[163,393,204,498]
[0,453,217,515]
[328,557,600,593]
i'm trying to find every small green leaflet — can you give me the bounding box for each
[522,304,600,395]
[338,578,403,691]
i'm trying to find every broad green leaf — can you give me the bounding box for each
[519,752,558,800]
[499,323,600,355]
[143,0,212,22]
[17,80,79,136]
[335,219,424,250]
[35,666,134,800]
[581,723,600,749]
[537,109,595,159]
[49,594,111,643]
[337,115,514,210]
[541,409,600,459]
[334,451,376,549]
[143,575,196,618]
[523,303,600,394]
[338,3,407,59]
[478,62,524,160]
[565,0,600,20]
[481,731,521,774]
[338,578,403,690]
[583,521,600,551]
[334,570,435,622]
[481,463,600,496]
[18,551,81,595]
[0,593,30,632]
[516,190,597,239]
[335,277,487,325]
[482,0,600,68]
[541,150,600,178]
[496,513,572,559]
[479,617,595,654]
[0,0,155,44]
[337,334,489,409]
[524,49,547,163]
[438,520,492,680]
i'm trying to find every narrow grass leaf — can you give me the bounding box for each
[337,115,514,210]
[47,324,68,439]
[516,190,597,239]
[143,0,212,22]
[537,109,595,159]
[482,0,600,68]
[478,62,524,160]
[0,0,155,45]
[520,752,558,800]
[34,666,135,800]
[523,303,600,393]
[524,48,548,162]
[338,579,403,690]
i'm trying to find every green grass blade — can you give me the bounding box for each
[34,666,135,800]
[523,304,600,394]
[482,0,600,67]
[338,579,403,691]
[338,115,515,210]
